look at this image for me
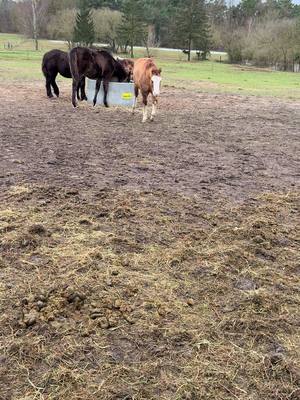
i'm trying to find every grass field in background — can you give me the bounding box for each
[1,33,300,99]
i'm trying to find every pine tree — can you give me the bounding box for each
[118,0,147,57]
[73,0,95,46]
[194,4,212,60]
[173,0,211,61]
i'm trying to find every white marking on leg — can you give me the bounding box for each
[150,103,156,121]
[142,105,148,123]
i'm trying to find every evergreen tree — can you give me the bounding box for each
[194,4,211,59]
[118,0,146,57]
[173,0,211,61]
[73,0,95,46]
[141,0,173,46]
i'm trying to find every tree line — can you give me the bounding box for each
[1,0,300,69]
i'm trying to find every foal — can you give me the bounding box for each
[132,58,162,123]
[42,49,86,100]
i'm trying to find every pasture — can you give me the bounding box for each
[0,34,300,400]
[2,33,300,99]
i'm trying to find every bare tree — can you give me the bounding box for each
[93,7,122,51]
[251,18,299,70]
[13,0,49,50]
[47,8,76,49]
[31,0,38,50]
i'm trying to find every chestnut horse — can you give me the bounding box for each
[117,58,135,81]
[42,49,86,100]
[132,58,162,122]
[69,47,129,108]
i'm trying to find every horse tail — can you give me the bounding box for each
[42,54,48,77]
[69,48,79,80]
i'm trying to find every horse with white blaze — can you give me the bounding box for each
[132,58,162,123]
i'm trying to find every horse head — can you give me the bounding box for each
[114,58,131,82]
[151,68,162,97]
[117,59,134,82]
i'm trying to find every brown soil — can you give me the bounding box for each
[1,82,299,202]
[0,82,299,400]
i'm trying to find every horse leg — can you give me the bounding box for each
[142,93,148,123]
[103,79,110,108]
[93,78,102,106]
[51,75,60,98]
[45,75,53,98]
[80,78,87,101]
[76,77,85,100]
[150,95,158,121]
[72,79,79,107]
[132,85,139,114]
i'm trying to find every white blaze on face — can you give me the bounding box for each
[151,75,161,96]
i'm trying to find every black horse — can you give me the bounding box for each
[42,49,86,100]
[69,47,130,108]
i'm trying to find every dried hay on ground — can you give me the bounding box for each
[0,186,299,400]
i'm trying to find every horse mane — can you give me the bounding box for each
[93,49,113,58]
[144,58,155,68]
[143,59,161,75]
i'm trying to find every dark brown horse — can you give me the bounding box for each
[69,47,130,108]
[42,49,86,100]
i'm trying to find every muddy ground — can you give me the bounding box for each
[0,82,299,400]
[1,82,299,202]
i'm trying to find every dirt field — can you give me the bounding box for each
[1,82,300,200]
[0,82,299,400]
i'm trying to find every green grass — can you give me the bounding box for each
[159,60,300,98]
[0,33,69,81]
[0,32,68,51]
[1,33,300,99]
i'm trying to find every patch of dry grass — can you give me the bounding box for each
[0,186,299,399]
